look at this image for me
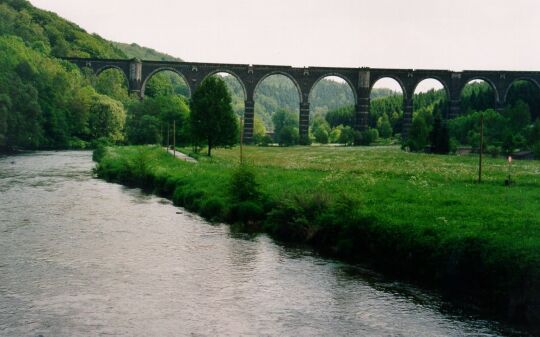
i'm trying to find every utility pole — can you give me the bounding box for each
[173,120,176,158]
[478,112,484,183]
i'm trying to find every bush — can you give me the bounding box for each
[229,200,264,223]
[338,126,356,146]
[229,165,261,202]
[200,197,226,221]
[487,145,501,158]
[405,116,429,152]
[533,142,540,160]
[257,135,273,147]
[356,128,378,146]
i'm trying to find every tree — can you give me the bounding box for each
[311,116,330,144]
[88,94,126,143]
[253,116,267,145]
[429,113,450,154]
[190,76,238,156]
[406,115,429,152]
[272,109,299,146]
[377,113,393,138]
[338,125,356,146]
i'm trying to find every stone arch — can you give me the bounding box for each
[459,77,500,104]
[503,77,540,103]
[201,69,247,101]
[254,71,302,103]
[95,65,128,80]
[413,76,451,99]
[370,76,407,100]
[140,67,191,98]
[308,73,358,104]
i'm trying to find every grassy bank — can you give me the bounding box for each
[94,145,540,328]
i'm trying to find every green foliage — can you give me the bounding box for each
[112,42,183,62]
[406,115,429,152]
[311,116,330,144]
[338,126,356,146]
[144,71,189,98]
[356,128,378,146]
[89,94,126,143]
[229,165,261,202]
[272,110,299,146]
[377,113,393,138]
[325,106,354,128]
[0,1,125,58]
[126,94,190,145]
[429,114,450,154]
[252,116,267,145]
[190,76,239,156]
[93,69,130,103]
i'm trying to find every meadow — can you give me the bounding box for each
[95,145,540,325]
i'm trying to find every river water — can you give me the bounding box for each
[0,151,530,337]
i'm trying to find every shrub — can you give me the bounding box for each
[229,200,264,223]
[356,128,378,146]
[229,165,260,202]
[200,197,226,221]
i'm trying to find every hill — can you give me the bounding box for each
[112,42,183,62]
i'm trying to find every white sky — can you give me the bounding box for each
[29,0,540,92]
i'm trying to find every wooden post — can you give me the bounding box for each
[478,112,484,183]
[167,122,170,151]
[173,120,176,158]
[240,116,244,165]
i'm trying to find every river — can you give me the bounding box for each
[0,151,530,336]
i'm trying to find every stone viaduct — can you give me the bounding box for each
[65,57,540,143]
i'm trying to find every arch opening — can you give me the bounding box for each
[141,68,190,99]
[254,74,301,145]
[505,79,540,122]
[413,78,449,119]
[370,77,405,139]
[309,76,356,144]
[459,79,497,114]
[205,72,246,119]
[94,67,130,103]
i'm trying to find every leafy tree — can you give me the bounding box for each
[377,113,393,138]
[272,109,299,146]
[89,94,126,143]
[253,116,267,145]
[190,76,238,156]
[406,115,429,152]
[325,106,354,128]
[338,126,356,146]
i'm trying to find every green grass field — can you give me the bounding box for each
[95,145,540,324]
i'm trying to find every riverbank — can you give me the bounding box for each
[94,145,540,331]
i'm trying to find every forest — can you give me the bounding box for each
[1,0,540,159]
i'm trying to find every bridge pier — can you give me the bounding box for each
[355,70,370,132]
[402,98,414,140]
[299,102,310,144]
[354,100,369,132]
[449,99,461,119]
[128,59,142,97]
[243,100,255,143]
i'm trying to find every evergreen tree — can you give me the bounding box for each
[429,113,450,154]
[190,76,238,156]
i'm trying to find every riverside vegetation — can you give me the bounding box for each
[95,144,540,329]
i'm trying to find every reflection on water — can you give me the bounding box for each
[0,151,530,336]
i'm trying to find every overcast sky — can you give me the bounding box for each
[29,0,540,91]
